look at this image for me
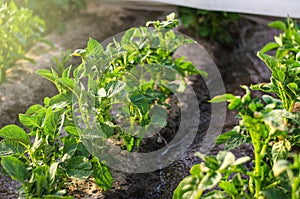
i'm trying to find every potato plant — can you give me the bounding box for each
[173,18,300,199]
[3,0,86,34]
[178,7,240,45]
[0,0,46,83]
[0,14,206,198]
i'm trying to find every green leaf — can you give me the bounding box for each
[87,37,104,55]
[260,42,279,53]
[149,105,167,128]
[257,52,279,74]
[190,164,201,176]
[92,158,113,191]
[0,139,26,156]
[241,85,251,103]
[129,92,150,116]
[64,126,80,136]
[209,94,236,103]
[264,110,288,132]
[287,82,298,96]
[233,156,250,166]
[273,159,290,177]
[218,181,239,197]
[173,175,202,199]
[49,162,59,182]
[1,156,26,182]
[215,129,239,145]
[0,125,30,145]
[251,83,273,93]
[36,69,57,84]
[268,21,287,31]
[65,156,92,179]
[62,65,72,78]
[272,139,291,162]
[58,78,78,95]
[106,81,126,98]
[43,108,63,137]
[217,151,235,170]
[19,114,42,129]
[225,134,246,150]
[262,188,289,199]
[62,137,78,161]
[199,171,222,191]
[202,190,225,199]
[25,104,44,115]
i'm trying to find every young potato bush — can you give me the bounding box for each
[178,7,240,45]
[173,18,300,199]
[0,13,206,198]
[4,0,86,34]
[0,0,46,83]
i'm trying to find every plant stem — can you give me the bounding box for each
[260,133,272,157]
[22,183,29,199]
[292,177,299,199]
[254,151,262,198]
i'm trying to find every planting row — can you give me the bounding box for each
[173,18,300,199]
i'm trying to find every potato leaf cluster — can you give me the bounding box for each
[0,0,46,83]
[173,18,300,199]
[0,13,205,198]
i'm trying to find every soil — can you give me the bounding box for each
[0,1,280,198]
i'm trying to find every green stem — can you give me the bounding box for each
[22,183,29,199]
[264,181,280,190]
[254,151,262,198]
[292,177,299,199]
[249,129,262,198]
[260,133,272,157]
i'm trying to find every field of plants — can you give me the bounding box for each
[0,1,299,199]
